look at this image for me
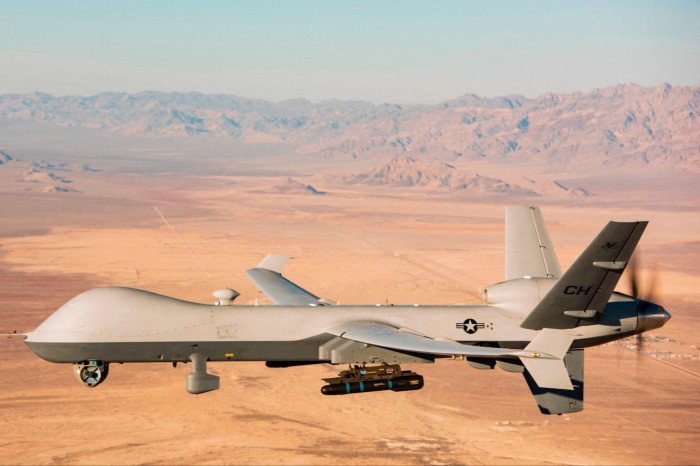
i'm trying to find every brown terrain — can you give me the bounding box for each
[0,84,699,464]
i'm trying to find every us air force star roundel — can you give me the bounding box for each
[456,318,485,334]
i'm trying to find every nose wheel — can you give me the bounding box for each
[74,361,109,387]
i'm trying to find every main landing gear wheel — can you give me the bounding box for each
[74,361,109,387]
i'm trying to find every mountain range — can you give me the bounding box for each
[1,83,698,175]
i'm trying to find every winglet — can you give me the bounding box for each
[256,254,290,274]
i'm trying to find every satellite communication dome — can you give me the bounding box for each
[213,288,240,305]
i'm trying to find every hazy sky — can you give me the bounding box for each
[1,0,698,103]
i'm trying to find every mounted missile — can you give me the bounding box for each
[321,364,424,395]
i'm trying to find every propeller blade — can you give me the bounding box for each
[645,263,659,303]
[626,252,663,354]
[628,254,640,298]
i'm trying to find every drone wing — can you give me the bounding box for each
[328,321,574,389]
[246,254,335,306]
[329,321,523,358]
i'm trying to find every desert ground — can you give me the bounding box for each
[1,146,699,465]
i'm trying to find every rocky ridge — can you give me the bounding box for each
[343,156,592,197]
[0,150,92,193]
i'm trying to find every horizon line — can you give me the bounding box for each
[0,81,692,106]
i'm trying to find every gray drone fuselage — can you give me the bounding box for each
[25,282,660,364]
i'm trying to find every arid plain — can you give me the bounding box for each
[1,146,699,465]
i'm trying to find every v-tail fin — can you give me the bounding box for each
[519,328,575,390]
[506,206,562,280]
[524,349,584,415]
[521,220,647,330]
